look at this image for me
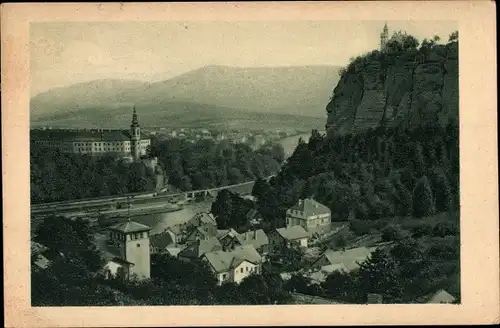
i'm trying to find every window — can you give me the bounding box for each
[137,243,140,247]
[246,267,249,272]
[222,273,226,280]
[240,268,244,273]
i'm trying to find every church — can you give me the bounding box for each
[31,106,151,161]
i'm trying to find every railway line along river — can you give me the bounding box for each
[122,131,319,234]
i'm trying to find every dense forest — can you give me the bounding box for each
[251,123,459,227]
[30,147,157,203]
[149,137,285,191]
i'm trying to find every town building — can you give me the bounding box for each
[310,246,375,273]
[187,212,218,233]
[150,232,176,254]
[163,224,189,245]
[177,238,223,262]
[286,198,332,235]
[185,226,218,243]
[424,289,457,304]
[30,106,151,161]
[103,220,152,281]
[268,225,311,252]
[219,228,269,257]
[201,244,263,285]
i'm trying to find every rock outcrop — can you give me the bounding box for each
[326,41,458,135]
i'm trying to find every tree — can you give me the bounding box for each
[403,35,420,50]
[34,216,103,272]
[323,270,355,300]
[381,224,406,242]
[448,31,458,42]
[432,221,458,237]
[252,177,268,199]
[394,181,413,216]
[412,176,435,217]
[429,169,452,212]
[284,274,310,294]
[308,129,324,151]
[357,249,403,302]
[211,190,234,229]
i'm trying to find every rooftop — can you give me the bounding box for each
[165,224,186,236]
[276,226,311,241]
[188,212,217,227]
[426,289,457,304]
[290,292,340,304]
[236,229,269,249]
[288,198,331,217]
[109,220,151,234]
[318,247,375,272]
[150,232,175,249]
[178,238,222,259]
[203,244,262,273]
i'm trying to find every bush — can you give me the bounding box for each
[410,223,434,238]
[350,219,386,236]
[432,221,458,237]
[381,224,406,241]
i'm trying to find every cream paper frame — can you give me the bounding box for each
[2,1,499,326]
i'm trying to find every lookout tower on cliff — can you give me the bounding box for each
[380,23,389,51]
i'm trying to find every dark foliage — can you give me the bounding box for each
[30,147,156,203]
[150,137,284,191]
[253,124,459,224]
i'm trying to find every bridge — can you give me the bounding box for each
[31,174,275,216]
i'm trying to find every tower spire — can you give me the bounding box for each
[131,104,139,127]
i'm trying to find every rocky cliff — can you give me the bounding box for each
[325,41,458,135]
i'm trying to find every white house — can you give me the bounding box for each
[286,198,332,235]
[201,245,263,285]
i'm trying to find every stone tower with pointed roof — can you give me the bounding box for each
[108,220,151,280]
[380,22,389,51]
[130,105,141,161]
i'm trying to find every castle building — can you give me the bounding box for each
[380,22,389,51]
[30,106,151,161]
[103,220,152,281]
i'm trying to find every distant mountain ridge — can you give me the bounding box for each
[30,65,342,123]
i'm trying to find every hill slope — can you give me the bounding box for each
[30,100,325,131]
[30,65,342,125]
[142,65,341,117]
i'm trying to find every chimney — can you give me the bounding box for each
[367,293,383,304]
[254,229,257,239]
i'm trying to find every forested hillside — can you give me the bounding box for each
[150,137,285,191]
[30,148,158,203]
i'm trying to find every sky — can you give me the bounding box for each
[30,20,457,96]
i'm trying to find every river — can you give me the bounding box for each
[125,131,322,234]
